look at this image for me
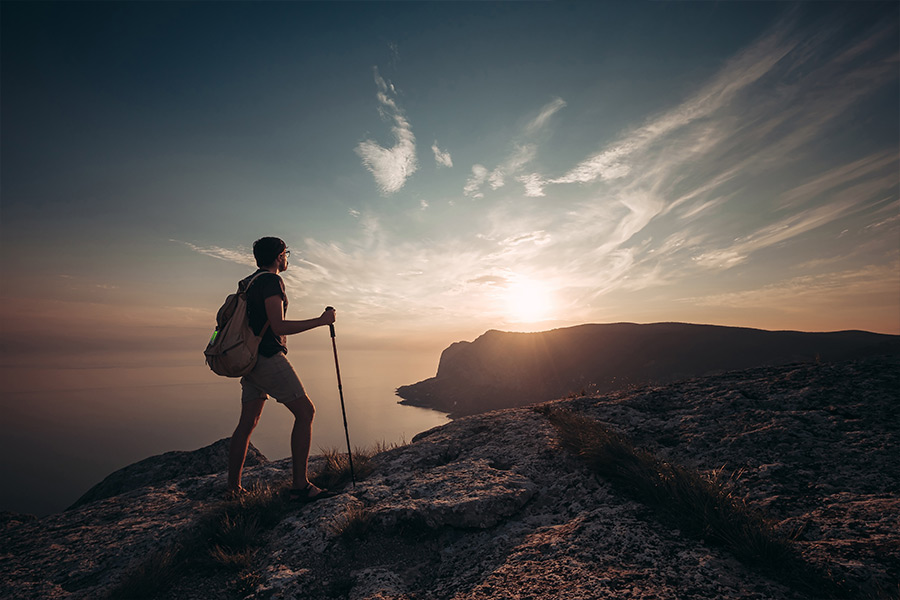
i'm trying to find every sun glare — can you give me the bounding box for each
[505,279,554,323]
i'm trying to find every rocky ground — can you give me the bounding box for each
[1,355,897,600]
[565,355,900,597]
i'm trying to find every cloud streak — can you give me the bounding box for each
[463,97,565,198]
[465,144,539,198]
[526,97,567,134]
[684,261,900,318]
[548,23,799,189]
[536,15,896,271]
[432,141,452,168]
[464,165,489,199]
[356,68,418,195]
[173,240,255,267]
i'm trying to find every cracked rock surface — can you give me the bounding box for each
[565,355,900,594]
[252,410,800,600]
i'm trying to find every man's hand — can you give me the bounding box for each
[266,298,336,336]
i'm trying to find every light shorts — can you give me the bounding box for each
[240,353,309,404]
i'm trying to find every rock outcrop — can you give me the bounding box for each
[397,323,900,416]
[68,439,267,510]
[2,355,897,600]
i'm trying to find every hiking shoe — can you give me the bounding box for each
[287,484,335,503]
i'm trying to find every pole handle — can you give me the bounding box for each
[325,306,336,337]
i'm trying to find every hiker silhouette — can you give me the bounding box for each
[227,237,336,503]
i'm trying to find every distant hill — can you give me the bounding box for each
[396,322,900,416]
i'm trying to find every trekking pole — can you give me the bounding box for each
[325,307,355,486]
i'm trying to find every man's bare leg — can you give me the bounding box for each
[283,396,316,491]
[228,398,266,493]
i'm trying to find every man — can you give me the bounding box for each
[227,236,336,502]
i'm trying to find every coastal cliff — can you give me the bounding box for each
[2,355,898,599]
[397,323,900,416]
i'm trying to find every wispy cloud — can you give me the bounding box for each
[692,194,875,270]
[549,24,798,188]
[779,151,897,209]
[866,199,900,230]
[519,13,899,283]
[517,173,546,197]
[355,68,418,195]
[468,274,511,287]
[526,97,567,134]
[464,164,489,199]
[184,12,898,335]
[684,261,900,318]
[501,231,551,248]
[173,240,255,267]
[465,144,538,197]
[689,149,898,271]
[489,144,537,190]
[432,141,452,168]
[463,97,566,198]
[551,145,633,185]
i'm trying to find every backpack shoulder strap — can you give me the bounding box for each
[240,271,273,336]
[239,270,272,293]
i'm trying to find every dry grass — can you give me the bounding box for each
[327,504,374,541]
[105,544,184,600]
[313,443,399,491]
[539,406,858,599]
[203,484,277,570]
[105,483,283,598]
[208,544,257,571]
[105,444,395,599]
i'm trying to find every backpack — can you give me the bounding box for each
[204,272,271,377]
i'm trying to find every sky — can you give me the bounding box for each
[2,1,899,375]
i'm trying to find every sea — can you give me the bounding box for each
[0,345,449,516]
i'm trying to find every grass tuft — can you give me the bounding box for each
[328,504,374,541]
[539,406,858,599]
[105,544,184,600]
[313,445,385,490]
[208,544,257,571]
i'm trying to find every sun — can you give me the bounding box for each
[505,279,554,323]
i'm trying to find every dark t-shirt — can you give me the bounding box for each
[242,270,288,357]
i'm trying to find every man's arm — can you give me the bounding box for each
[265,296,335,336]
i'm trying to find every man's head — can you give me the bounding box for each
[253,237,289,269]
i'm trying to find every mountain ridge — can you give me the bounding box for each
[397,322,900,417]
